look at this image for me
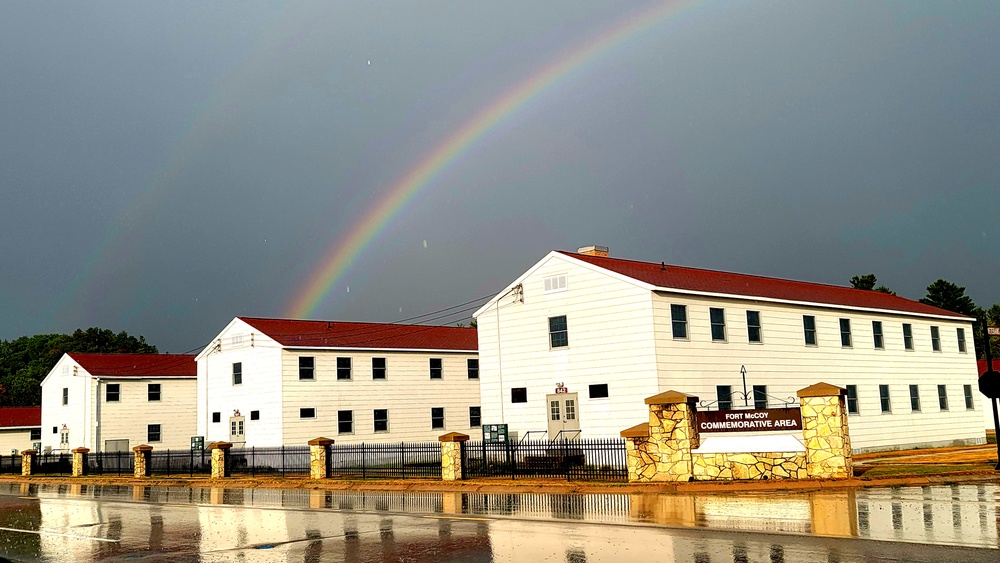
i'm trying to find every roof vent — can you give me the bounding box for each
[577,245,609,257]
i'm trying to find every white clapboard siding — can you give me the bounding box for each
[198,318,284,446]
[39,355,91,452]
[0,429,36,454]
[96,378,197,450]
[280,350,481,445]
[477,253,660,439]
[651,292,982,451]
[477,251,984,453]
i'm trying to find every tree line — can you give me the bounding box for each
[0,328,157,407]
[850,274,999,360]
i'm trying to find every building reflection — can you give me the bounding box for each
[0,482,994,561]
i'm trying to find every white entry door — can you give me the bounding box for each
[229,416,245,447]
[546,393,581,439]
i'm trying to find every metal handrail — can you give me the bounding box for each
[552,430,581,442]
[518,430,548,444]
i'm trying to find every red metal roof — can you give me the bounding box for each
[559,251,969,319]
[67,353,196,377]
[0,407,40,428]
[239,317,478,350]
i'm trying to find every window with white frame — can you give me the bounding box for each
[752,385,767,409]
[106,383,121,402]
[372,357,387,380]
[902,324,913,350]
[147,424,161,443]
[671,304,687,339]
[909,385,921,412]
[62,388,68,406]
[717,385,732,411]
[469,406,481,427]
[299,357,315,380]
[549,316,568,348]
[337,357,352,380]
[964,385,974,409]
[148,383,161,402]
[957,328,967,353]
[337,410,353,434]
[467,359,479,379]
[879,385,891,413]
[232,362,242,385]
[746,311,762,343]
[839,318,852,347]
[300,408,316,419]
[872,321,884,349]
[543,274,568,293]
[937,385,948,411]
[429,358,443,379]
[374,409,388,432]
[710,308,726,341]
[930,326,941,351]
[846,385,859,415]
[803,316,817,346]
[431,407,445,429]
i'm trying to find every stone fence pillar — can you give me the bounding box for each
[133,445,152,478]
[308,437,334,479]
[209,442,233,479]
[621,391,700,482]
[798,383,853,479]
[71,447,90,477]
[439,432,470,481]
[20,450,36,477]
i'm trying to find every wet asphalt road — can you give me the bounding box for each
[0,482,996,562]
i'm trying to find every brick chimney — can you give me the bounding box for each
[577,245,609,257]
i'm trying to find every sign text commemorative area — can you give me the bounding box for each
[696,408,802,433]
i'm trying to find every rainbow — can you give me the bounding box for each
[288,0,699,318]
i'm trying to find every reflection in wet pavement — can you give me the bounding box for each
[0,482,995,561]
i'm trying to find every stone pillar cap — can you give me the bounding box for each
[20,450,37,456]
[208,441,233,450]
[308,437,335,446]
[71,447,90,454]
[797,382,847,398]
[132,444,153,452]
[620,422,649,438]
[438,432,470,443]
[644,390,699,405]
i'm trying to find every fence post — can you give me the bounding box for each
[20,450,36,477]
[208,442,232,479]
[438,433,470,481]
[71,447,90,477]
[133,445,153,478]
[308,437,334,479]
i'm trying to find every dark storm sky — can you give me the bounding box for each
[1,1,997,353]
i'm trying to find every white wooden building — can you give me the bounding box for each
[473,247,985,453]
[195,317,481,447]
[39,353,197,453]
[0,407,41,455]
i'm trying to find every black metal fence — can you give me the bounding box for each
[0,454,23,475]
[229,446,310,476]
[5,438,628,482]
[463,438,628,481]
[327,442,441,479]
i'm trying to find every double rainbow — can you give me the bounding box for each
[288,1,698,318]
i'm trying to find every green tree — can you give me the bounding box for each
[919,279,978,317]
[850,273,895,295]
[0,328,158,406]
[850,274,877,290]
[976,304,1000,360]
